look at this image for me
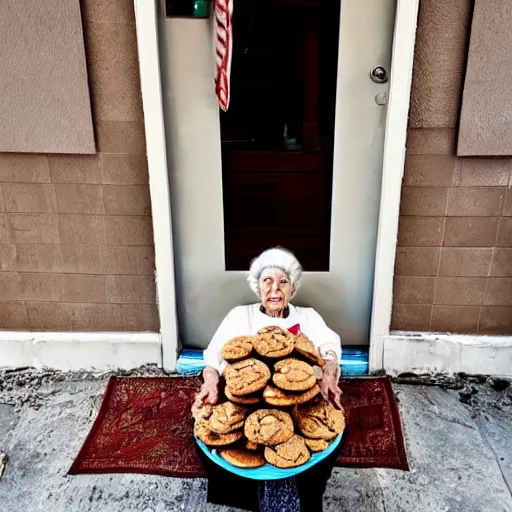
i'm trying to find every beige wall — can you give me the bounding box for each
[391,0,512,335]
[0,0,95,154]
[458,0,512,156]
[0,0,158,331]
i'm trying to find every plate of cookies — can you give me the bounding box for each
[193,327,345,480]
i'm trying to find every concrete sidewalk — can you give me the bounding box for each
[0,367,511,512]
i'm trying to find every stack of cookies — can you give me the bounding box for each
[193,326,345,469]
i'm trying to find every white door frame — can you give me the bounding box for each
[134,0,179,371]
[133,0,420,372]
[368,0,420,371]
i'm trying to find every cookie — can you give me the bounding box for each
[253,326,295,358]
[245,440,260,451]
[219,448,265,468]
[225,387,261,405]
[224,358,271,396]
[221,336,254,363]
[191,403,213,422]
[304,438,329,453]
[244,409,294,446]
[194,421,243,447]
[272,358,317,392]
[294,400,345,440]
[262,384,321,406]
[264,435,310,468]
[209,401,248,434]
[294,333,325,367]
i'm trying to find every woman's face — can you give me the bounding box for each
[258,268,294,313]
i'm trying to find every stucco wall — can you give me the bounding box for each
[0,0,158,331]
[0,0,95,154]
[458,0,512,156]
[391,0,512,335]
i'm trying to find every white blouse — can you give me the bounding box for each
[203,303,342,374]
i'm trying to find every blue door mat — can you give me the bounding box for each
[176,347,369,376]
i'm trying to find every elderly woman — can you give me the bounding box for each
[195,247,343,512]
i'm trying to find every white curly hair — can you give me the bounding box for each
[247,247,303,297]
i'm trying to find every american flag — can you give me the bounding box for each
[214,0,233,112]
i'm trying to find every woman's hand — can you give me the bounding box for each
[194,366,220,408]
[319,352,343,409]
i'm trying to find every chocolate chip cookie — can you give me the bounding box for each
[294,399,345,440]
[262,383,321,406]
[272,358,317,392]
[294,333,325,367]
[245,439,260,451]
[194,421,243,447]
[224,386,261,405]
[253,326,295,358]
[224,358,271,396]
[219,448,265,468]
[244,409,294,446]
[304,438,329,453]
[263,435,310,468]
[208,401,248,434]
[221,336,254,363]
[191,403,213,422]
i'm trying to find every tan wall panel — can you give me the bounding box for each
[0,0,95,153]
[0,0,157,332]
[393,0,512,335]
[458,1,512,155]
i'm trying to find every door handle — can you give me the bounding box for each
[370,66,388,84]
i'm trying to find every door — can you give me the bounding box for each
[160,0,396,348]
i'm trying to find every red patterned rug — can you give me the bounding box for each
[68,376,408,477]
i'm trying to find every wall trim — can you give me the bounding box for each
[383,333,512,378]
[369,0,420,372]
[0,332,162,372]
[134,0,179,371]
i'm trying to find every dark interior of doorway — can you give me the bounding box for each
[220,0,341,271]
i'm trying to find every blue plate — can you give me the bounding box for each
[196,432,343,480]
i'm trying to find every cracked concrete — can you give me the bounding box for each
[0,368,511,512]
